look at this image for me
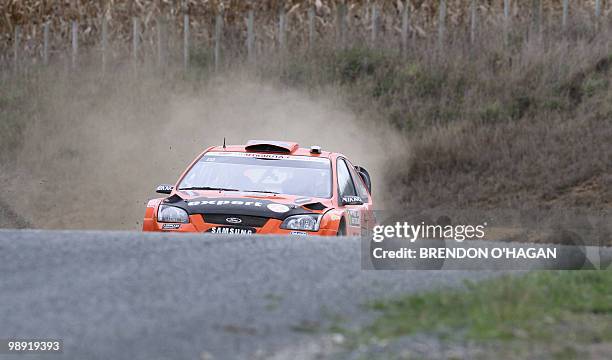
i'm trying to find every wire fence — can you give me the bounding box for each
[1,0,611,76]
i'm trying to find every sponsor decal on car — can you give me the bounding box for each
[162,223,181,230]
[205,152,329,163]
[177,198,312,220]
[347,209,361,227]
[206,226,255,235]
[225,217,242,224]
[187,200,263,207]
[289,231,308,236]
[267,203,290,213]
[342,196,362,204]
[156,184,173,192]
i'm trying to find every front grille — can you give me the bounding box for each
[202,214,270,228]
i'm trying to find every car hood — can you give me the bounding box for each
[164,190,333,220]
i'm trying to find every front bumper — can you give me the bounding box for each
[143,214,338,236]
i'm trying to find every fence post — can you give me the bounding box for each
[13,25,20,74]
[157,16,165,67]
[595,0,602,32]
[71,20,78,69]
[504,0,510,29]
[562,0,569,30]
[247,9,254,62]
[470,0,477,44]
[278,8,286,51]
[401,1,410,55]
[371,4,379,47]
[504,0,510,19]
[336,3,347,48]
[132,17,140,64]
[308,6,315,49]
[214,12,223,72]
[438,0,446,50]
[101,16,108,74]
[503,0,510,44]
[183,13,189,70]
[531,0,541,39]
[43,22,50,65]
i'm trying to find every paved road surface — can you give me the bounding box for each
[0,230,495,359]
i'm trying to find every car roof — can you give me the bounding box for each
[206,140,343,159]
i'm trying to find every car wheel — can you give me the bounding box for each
[337,219,347,236]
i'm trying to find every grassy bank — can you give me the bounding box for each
[268,36,612,211]
[342,271,612,359]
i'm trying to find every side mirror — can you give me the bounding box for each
[341,196,364,206]
[354,166,372,194]
[156,184,174,194]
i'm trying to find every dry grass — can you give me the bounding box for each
[1,1,609,66]
[387,38,612,210]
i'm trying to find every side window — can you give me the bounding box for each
[337,159,357,198]
[348,163,370,201]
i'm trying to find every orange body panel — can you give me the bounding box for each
[142,142,374,236]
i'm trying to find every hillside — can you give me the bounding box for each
[0,1,611,231]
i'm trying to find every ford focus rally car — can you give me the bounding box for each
[143,140,373,236]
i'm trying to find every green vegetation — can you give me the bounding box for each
[368,271,612,341]
[343,271,612,358]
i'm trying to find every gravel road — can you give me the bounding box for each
[0,230,495,359]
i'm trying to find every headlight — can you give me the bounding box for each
[157,205,189,223]
[280,214,322,232]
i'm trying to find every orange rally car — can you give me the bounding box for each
[142,140,374,236]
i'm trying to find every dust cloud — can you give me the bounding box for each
[2,70,404,230]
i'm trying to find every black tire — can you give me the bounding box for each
[336,219,347,236]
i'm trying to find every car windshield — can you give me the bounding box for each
[178,152,332,198]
